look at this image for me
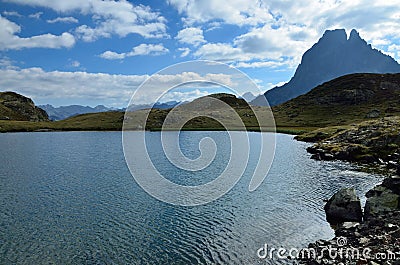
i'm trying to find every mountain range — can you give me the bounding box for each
[40,101,181,120]
[252,29,400,106]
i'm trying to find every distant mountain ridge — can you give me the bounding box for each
[0,91,49,121]
[252,29,400,106]
[241,92,256,102]
[41,101,181,120]
[39,104,114,120]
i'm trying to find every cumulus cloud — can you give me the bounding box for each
[388,44,400,59]
[0,67,148,106]
[161,89,210,103]
[167,0,273,26]
[0,16,75,50]
[0,67,237,106]
[175,27,206,46]
[47,17,79,24]
[0,56,19,70]
[7,0,168,41]
[170,0,400,66]
[99,44,169,60]
[194,43,245,61]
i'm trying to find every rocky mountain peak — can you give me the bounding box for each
[252,29,400,107]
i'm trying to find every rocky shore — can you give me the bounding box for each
[291,115,400,264]
[298,117,400,171]
[298,176,400,265]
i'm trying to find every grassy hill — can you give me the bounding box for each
[2,73,400,134]
[273,73,400,128]
[0,91,49,122]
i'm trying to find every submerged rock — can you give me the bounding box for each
[324,188,363,224]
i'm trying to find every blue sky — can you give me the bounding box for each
[0,0,399,107]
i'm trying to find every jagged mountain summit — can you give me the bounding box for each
[252,29,400,106]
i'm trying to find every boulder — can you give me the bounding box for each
[324,188,363,224]
[364,182,399,219]
[382,175,400,194]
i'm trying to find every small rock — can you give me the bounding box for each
[365,109,380,118]
[341,222,360,229]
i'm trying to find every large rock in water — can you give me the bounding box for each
[324,188,363,224]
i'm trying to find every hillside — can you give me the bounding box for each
[124,93,275,131]
[252,29,400,106]
[0,91,49,122]
[273,73,400,128]
[3,72,400,134]
[1,93,279,133]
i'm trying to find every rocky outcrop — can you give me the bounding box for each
[324,188,363,224]
[300,177,400,265]
[0,91,49,121]
[365,176,400,219]
[305,117,400,169]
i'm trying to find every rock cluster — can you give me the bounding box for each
[299,176,400,264]
[306,117,400,168]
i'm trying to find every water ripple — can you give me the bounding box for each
[0,132,384,264]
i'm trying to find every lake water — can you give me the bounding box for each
[0,131,384,264]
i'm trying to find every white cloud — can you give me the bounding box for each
[0,56,19,70]
[7,0,168,41]
[99,44,169,60]
[388,44,400,59]
[170,0,400,66]
[28,12,43,19]
[161,89,210,103]
[47,17,79,24]
[167,0,273,26]
[264,81,287,91]
[0,67,236,106]
[2,11,22,17]
[175,27,206,46]
[0,16,75,50]
[0,67,148,106]
[234,61,287,69]
[178,47,190,57]
[194,43,245,61]
[70,60,81,68]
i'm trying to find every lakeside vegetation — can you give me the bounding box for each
[1,74,400,141]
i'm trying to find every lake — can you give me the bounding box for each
[0,131,384,264]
